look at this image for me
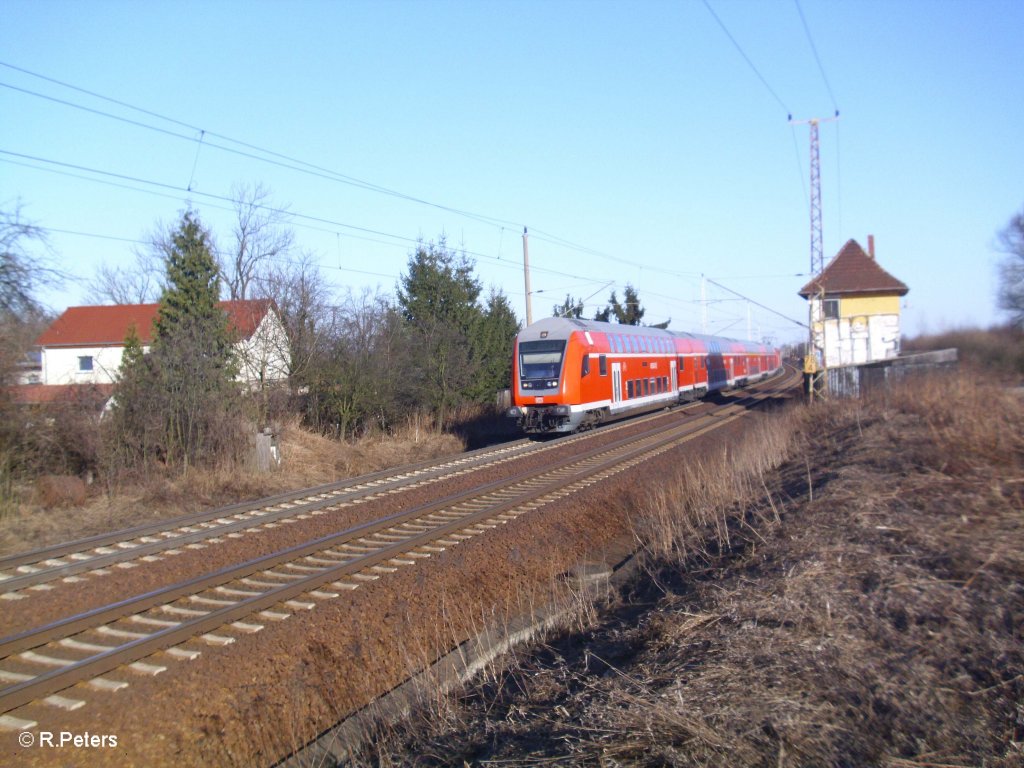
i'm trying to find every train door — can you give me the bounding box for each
[670,358,677,396]
[612,362,622,403]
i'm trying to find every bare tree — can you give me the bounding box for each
[223,183,294,301]
[253,250,334,381]
[997,209,1024,328]
[86,214,187,305]
[1,203,61,384]
[1,203,63,503]
[87,247,164,305]
[0,203,60,321]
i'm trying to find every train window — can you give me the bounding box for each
[599,355,607,376]
[519,339,567,380]
[627,380,635,398]
[678,356,685,372]
[581,356,590,377]
[611,335,619,353]
[643,379,650,396]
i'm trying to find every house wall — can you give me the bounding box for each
[810,294,902,368]
[234,313,291,386]
[42,345,133,385]
[41,313,292,387]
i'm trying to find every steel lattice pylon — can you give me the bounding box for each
[809,119,823,280]
[793,115,834,401]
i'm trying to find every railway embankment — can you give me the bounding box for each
[349,372,1023,767]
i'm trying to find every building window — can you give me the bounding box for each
[78,356,94,372]
[823,299,840,320]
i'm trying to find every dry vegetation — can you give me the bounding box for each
[905,324,1024,381]
[0,416,464,557]
[350,372,1023,767]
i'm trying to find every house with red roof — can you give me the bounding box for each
[798,238,909,368]
[31,298,290,391]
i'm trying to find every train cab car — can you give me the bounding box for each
[509,317,782,435]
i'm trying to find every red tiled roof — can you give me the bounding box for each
[36,299,274,348]
[798,239,909,298]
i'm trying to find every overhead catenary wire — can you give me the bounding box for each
[1,60,806,334]
[0,149,621,291]
[3,63,703,280]
[701,0,792,116]
[793,0,839,114]
[791,0,843,239]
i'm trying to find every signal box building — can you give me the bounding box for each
[799,238,909,368]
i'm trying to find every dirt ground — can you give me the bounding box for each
[355,375,1024,767]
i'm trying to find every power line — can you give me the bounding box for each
[701,0,791,116]
[793,0,839,113]
[0,61,803,328]
[0,62,523,231]
[1,149,621,289]
[1,60,711,279]
[704,276,806,329]
[792,0,842,239]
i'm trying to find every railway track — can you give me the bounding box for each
[0,403,695,599]
[0,370,798,732]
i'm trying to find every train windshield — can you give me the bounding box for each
[519,339,566,380]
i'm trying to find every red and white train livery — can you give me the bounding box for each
[508,317,782,434]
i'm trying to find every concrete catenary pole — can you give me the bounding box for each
[522,227,533,326]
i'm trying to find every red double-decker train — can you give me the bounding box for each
[508,317,782,434]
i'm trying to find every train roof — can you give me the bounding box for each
[517,316,766,349]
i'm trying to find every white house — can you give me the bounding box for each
[33,299,291,388]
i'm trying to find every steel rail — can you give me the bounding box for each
[0,382,794,716]
[0,397,716,595]
[0,439,535,572]
[0,437,589,593]
[0,407,707,658]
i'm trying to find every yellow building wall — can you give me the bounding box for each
[839,293,901,318]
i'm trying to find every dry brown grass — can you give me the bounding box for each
[351,373,1023,767]
[904,325,1024,382]
[0,415,465,557]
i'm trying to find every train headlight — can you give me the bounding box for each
[507,407,522,417]
[546,380,558,388]
[553,405,570,415]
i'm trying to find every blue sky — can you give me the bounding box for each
[2,0,1022,344]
